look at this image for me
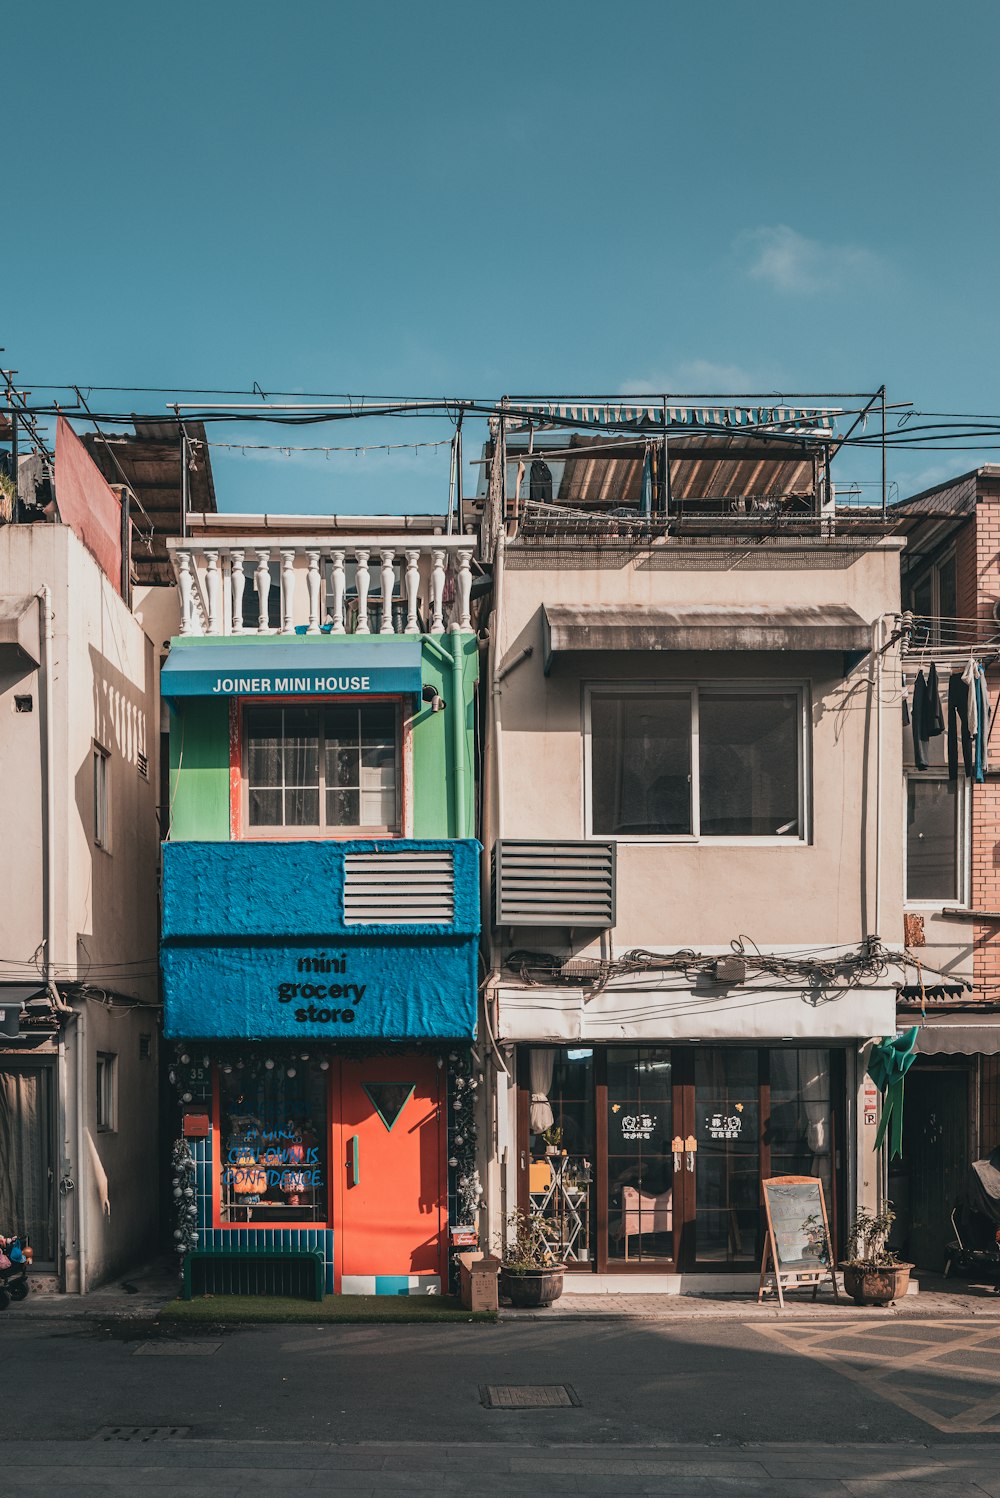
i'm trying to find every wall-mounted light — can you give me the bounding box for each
[421,685,447,713]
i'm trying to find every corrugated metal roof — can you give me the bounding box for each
[82,419,217,586]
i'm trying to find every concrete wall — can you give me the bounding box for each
[0,523,161,1290]
[0,524,159,1001]
[491,537,905,956]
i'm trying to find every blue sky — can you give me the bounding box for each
[5,0,999,512]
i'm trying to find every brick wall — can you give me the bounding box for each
[969,484,1000,995]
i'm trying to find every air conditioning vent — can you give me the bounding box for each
[494,840,616,928]
[343,849,454,924]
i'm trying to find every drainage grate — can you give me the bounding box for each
[95,1427,190,1442]
[132,1341,221,1356]
[480,1384,580,1409]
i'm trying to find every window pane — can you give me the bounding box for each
[695,1049,758,1266]
[219,1061,328,1224]
[767,1049,833,1207]
[527,1048,594,1265]
[285,787,319,826]
[699,693,800,836]
[281,708,319,786]
[606,1048,674,1263]
[247,708,282,785]
[938,554,957,627]
[591,694,691,836]
[907,779,958,901]
[327,788,360,826]
[249,788,282,826]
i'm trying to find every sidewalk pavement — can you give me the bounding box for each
[5,1439,1000,1496]
[13,1261,1000,1323]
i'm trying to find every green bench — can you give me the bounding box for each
[183,1246,325,1301]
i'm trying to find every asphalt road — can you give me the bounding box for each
[4,1314,1000,1448]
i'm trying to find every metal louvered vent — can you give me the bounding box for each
[494,840,616,928]
[344,849,455,924]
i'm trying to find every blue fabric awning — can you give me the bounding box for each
[161,637,423,698]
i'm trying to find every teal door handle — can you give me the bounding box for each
[348,1134,360,1187]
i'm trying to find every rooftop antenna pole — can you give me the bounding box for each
[661,396,670,519]
[455,406,464,534]
[880,384,887,521]
[175,407,189,539]
[446,425,457,535]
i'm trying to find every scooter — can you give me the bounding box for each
[0,1239,30,1310]
[944,1149,1000,1289]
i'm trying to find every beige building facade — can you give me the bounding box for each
[475,419,907,1291]
[0,523,161,1292]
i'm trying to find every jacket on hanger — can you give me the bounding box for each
[912,664,945,769]
[948,670,974,779]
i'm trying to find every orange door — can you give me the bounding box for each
[336,1054,447,1293]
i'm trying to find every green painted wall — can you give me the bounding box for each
[167,634,479,842]
[168,698,231,841]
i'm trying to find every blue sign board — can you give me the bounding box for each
[160,839,480,1041]
[161,637,423,698]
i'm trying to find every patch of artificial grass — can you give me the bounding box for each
[160,1293,496,1325]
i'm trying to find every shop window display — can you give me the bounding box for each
[526,1048,594,1264]
[219,1062,328,1224]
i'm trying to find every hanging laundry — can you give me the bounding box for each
[975,664,989,782]
[902,674,911,728]
[912,665,944,769]
[980,665,993,776]
[948,670,974,779]
[963,657,978,740]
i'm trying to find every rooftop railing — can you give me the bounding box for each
[167,535,476,637]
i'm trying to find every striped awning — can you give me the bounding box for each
[505,402,838,435]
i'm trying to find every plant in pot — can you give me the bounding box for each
[498,1209,565,1308]
[840,1202,913,1306]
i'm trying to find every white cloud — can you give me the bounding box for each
[619,358,764,397]
[735,225,885,295]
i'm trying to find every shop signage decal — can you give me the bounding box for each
[610,1105,659,1142]
[277,952,366,1025]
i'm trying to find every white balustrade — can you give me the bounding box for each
[380,549,395,635]
[306,551,322,634]
[176,549,194,635]
[230,550,246,635]
[404,549,420,635]
[169,537,478,639]
[280,549,296,635]
[205,550,221,635]
[355,549,371,634]
[329,549,346,633]
[255,550,271,633]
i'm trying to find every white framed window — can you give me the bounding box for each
[584,682,808,843]
[93,743,110,851]
[96,1052,117,1132]
[905,773,969,907]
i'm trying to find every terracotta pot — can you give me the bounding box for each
[500,1266,565,1308]
[840,1262,913,1306]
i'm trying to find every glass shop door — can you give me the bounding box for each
[688,1048,762,1270]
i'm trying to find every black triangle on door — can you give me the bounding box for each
[362,1081,416,1132]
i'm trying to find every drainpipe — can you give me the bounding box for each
[75,1002,87,1294]
[449,632,467,839]
[38,585,86,1292]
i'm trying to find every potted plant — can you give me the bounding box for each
[542,1126,563,1156]
[840,1202,913,1306]
[498,1209,565,1308]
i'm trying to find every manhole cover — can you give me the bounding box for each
[132,1341,221,1356]
[94,1427,191,1442]
[480,1385,580,1409]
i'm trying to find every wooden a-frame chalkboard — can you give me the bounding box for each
[758,1175,839,1308]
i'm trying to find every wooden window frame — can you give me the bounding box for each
[230,695,407,841]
